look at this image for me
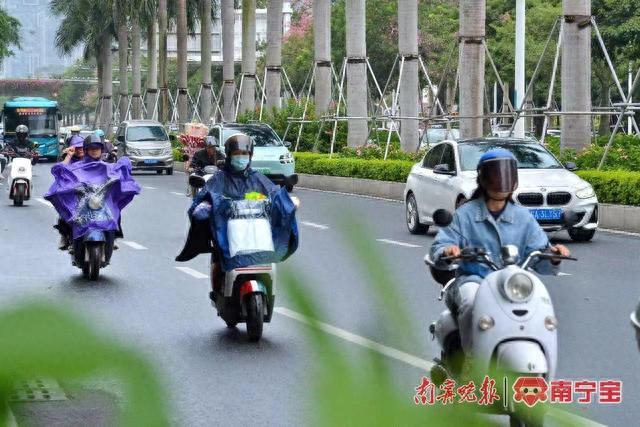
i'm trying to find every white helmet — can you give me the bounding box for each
[16,125,29,135]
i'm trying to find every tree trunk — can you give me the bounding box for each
[241,0,256,114]
[159,0,169,124]
[116,9,129,123]
[398,0,418,152]
[177,0,189,129]
[561,0,591,151]
[345,0,368,147]
[222,0,236,121]
[458,0,485,138]
[100,32,113,134]
[314,0,331,114]
[131,19,142,120]
[97,50,103,100]
[265,0,283,111]
[146,20,159,119]
[201,0,213,124]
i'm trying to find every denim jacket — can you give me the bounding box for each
[430,197,558,278]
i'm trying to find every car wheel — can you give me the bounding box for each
[156,169,163,175]
[166,167,173,175]
[406,193,427,234]
[568,227,595,242]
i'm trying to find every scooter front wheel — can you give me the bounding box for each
[245,293,264,342]
[86,245,102,281]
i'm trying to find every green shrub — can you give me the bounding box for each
[577,170,640,206]
[546,135,640,171]
[294,152,414,182]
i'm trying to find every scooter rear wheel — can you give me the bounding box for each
[13,184,25,206]
[245,293,264,342]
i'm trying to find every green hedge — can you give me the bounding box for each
[576,170,640,206]
[295,153,640,205]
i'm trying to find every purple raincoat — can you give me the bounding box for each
[45,157,141,239]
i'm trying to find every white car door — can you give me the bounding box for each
[415,144,445,220]
[429,143,458,214]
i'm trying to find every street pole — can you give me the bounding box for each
[514,0,525,138]
[629,62,633,135]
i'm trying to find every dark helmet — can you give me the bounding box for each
[84,133,105,152]
[224,133,253,158]
[477,149,518,193]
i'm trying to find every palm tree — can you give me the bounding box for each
[146,18,159,119]
[458,0,485,138]
[50,0,115,133]
[561,0,591,151]
[398,0,418,151]
[129,0,158,120]
[345,0,367,147]
[265,0,283,111]
[314,0,331,115]
[114,0,130,123]
[158,0,169,124]
[241,0,256,114]
[200,0,213,124]
[221,0,236,120]
[177,0,189,129]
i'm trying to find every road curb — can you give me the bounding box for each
[296,173,640,234]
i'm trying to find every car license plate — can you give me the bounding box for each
[144,159,159,165]
[529,208,562,221]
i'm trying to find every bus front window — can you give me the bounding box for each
[3,108,57,137]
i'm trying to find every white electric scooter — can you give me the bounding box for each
[425,209,577,426]
[2,147,38,206]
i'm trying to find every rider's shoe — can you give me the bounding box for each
[58,236,69,250]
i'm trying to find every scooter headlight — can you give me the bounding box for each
[504,273,534,303]
[544,316,558,331]
[88,195,104,210]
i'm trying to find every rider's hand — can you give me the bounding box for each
[66,147,76,157]
[443,245,461,258]
[549,244,570,265]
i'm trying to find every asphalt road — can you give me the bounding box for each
[0,163,638,426]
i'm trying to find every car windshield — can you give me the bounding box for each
[458,142,564,171]
[127,126,168,142]
[423,128,459,143]
[222,126,283,147]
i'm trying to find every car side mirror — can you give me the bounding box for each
[117,135,125,143]
[565,162,577,171]
[283,141,292,148]
[433,163,455,175]
[433,209,453,227]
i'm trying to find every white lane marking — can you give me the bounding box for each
[557,272,572,277]
[121,241,148,250]
[170,191,185,196]
[376,238,422,248]
[143,186,157,190]
[175,266,208,279]
[301,221,330,230]
[600,227,640,238]
[274,306,433,371]
[296,187,402,203]
[275,306,605,427]
[36,197,54,208]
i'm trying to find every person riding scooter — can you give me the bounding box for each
[55,135,87,249]
[95,129,117,162]
[176,133,298,302]
[2,125,38,181]
[430,149,570,352]
[190,136,225,173]
[64,125,82,147]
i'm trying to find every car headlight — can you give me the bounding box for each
[575,185,595,199]
[128,148,141,156]
[478,316,495,331]
[162,147,172,156]
[503,273,534,302]
[280,152,294,164]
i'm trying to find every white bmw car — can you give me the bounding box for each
[404,138,599,242]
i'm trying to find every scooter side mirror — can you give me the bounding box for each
[433,209,453,227]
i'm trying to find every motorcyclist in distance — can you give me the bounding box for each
[64,125,82,147]
[7,125,36,153]
[190,136,225,173]
[430,149,570,351]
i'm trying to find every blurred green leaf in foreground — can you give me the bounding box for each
[0,302,169,427]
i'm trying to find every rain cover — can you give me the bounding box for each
[44,158,141,239]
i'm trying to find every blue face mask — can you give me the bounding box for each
[230,155,250,171]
